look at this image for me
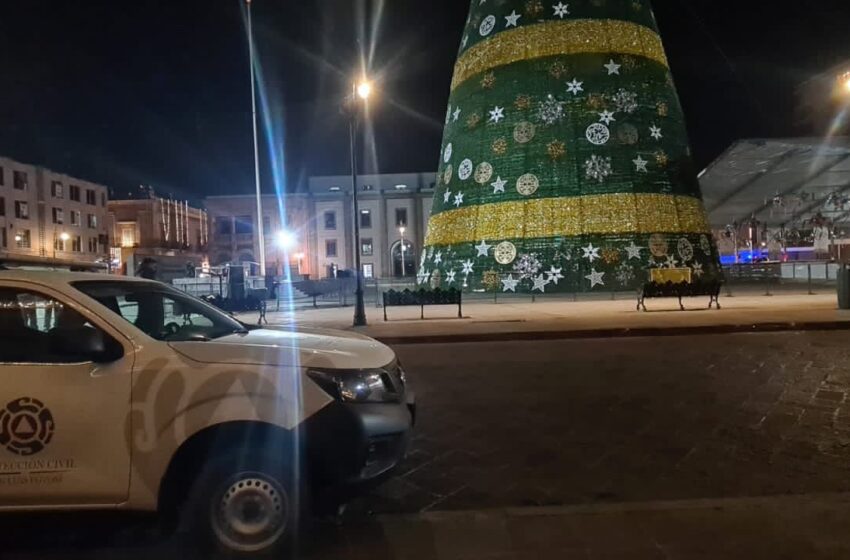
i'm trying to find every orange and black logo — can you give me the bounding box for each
[0,397,55,456]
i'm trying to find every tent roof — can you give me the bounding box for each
[700,138,850,228]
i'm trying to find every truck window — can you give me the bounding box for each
[0,288,105,363]
[73,281,246,341]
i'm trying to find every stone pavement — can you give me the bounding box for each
[240,290,850,343]
[9,332,850,559]
[354,334,850,516]
[308,493,850,559]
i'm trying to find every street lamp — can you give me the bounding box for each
[357,82,373,100]
[348,77,373,327]
[276,229,297,251]
[398,226,407,277]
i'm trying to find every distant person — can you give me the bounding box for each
[186,261,196,278]
[136,258,158,280]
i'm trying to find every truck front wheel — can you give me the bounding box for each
[183,451,306,557]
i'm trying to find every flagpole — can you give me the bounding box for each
[247,0,266,275]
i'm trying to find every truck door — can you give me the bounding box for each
[0,284,133,507]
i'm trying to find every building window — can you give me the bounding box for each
[88,237,98,253]
[72,235,82,252]
[325,239,338,258]
[54,237,67,252]
[395,208,408,227]
[101,192,107,207]
[13,171,27,190]
[70,210,80,226]
[120,224,136,248]
[215,217,232,235]
[360,209,372,229]
[14,201,29,220]
[234,216,253,235]
[0,197,4,216]
[51,181,64,198]
[324,211,337,230]
[0,166,4,186]
[69,185,81,202]
[85,189,96,205]
[362,263,374,279]
[87,214,98,229]
[15,230,31,249]
[362,184,374,191]
[361,238,373,256]
[52,208,64,224]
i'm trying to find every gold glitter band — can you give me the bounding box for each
[424,194,710,246]
[452,19,669,91]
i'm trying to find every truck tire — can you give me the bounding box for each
[182,450,306,558]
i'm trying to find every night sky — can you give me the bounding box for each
[1,0,849,201]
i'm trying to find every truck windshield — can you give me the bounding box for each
[72,281,247,342]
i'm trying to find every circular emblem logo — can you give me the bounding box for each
[443,164,453,185]
[474,162,494,184]
[513,121,536,144]
[0,397,55,456]
[648,234,669,258]
[586,123,611,146]
[443,142,453,163]
[458,158,474,181]
[677,238,695,263]
[516,173,540,196]
[479,15,496,36]
[616,123,639,145]
[494,241,518,265]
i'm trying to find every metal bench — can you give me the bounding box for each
[637,268,721,311]
[382,288,462,321]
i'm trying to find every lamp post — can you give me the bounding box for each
[276,229,296,280]
[348,78,372,327]
[398,226,407,277]
[246,0,266,276]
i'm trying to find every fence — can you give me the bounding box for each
[173,262,843,309]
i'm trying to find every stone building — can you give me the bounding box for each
[0,156,110,268]
[205,172,435,279]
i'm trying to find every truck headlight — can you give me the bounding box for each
[307,368,401,403]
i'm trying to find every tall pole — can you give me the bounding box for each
[399,227,406,277]
[247,0,266,275]
[350,82,367,327]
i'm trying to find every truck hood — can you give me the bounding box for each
[168,326,396,370]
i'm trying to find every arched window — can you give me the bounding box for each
[390,240,415,278]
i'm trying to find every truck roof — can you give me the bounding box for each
[0,269,158,287]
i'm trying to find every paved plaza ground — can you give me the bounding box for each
[10,330,850,558]
[243,289,850,343]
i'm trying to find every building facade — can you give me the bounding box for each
[0,156,110,268]
[205,173,435,279]
[107,192,209,279]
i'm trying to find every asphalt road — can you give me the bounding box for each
[7,331,850,559]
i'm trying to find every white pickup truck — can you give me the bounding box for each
[0,270,415,556]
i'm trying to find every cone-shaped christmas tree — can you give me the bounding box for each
[420,0,720,293]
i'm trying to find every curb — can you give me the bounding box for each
[369,319,850,345]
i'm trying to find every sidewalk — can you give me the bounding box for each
[311,493,850,559]
[239,291,850,343]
